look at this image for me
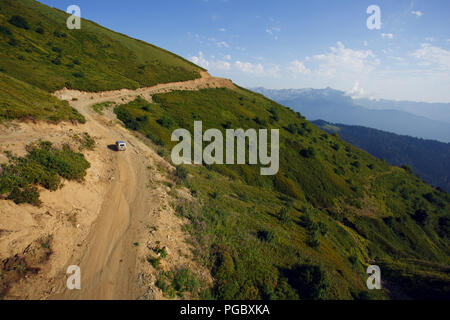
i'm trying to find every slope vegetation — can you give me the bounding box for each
[314,120,450,192]
[0,0,203,122]
[113,87,450,299]
[0,0,448,300]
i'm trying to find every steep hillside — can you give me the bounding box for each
[313,120,450,192]
[0,0,449,300]
[113,87,450,299]
[0,0,203,122]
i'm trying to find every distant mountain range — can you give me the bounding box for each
[313,120,450,192]
[354,98,450,124]
[252,87,450,143]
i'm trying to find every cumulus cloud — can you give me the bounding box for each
[190,52,230,70]
[191,52,281,77]
[347,81,367,99]
[235,61,264,74]
[411,10,423,17]
[191,51,209,69]
[412,43,450,70]
[313,42,378,78]
[288,60,311,74]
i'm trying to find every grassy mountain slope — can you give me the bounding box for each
[1,0,448,300]
[114,88,450,299]
[313,120,450,192]
[0,0,203,122]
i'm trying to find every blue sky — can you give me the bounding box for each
[41,0,450,102]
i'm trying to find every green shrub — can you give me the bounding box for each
[7,186,41,206]
[157,116,174,129]
[72,72,84,78]
[175,166,188,180]
[279,207,292,225]
[147,256,161,268]
[171,267,200,294]
[8,15,29,30]
[401,164,413,174]
[53,30,66,38]
[114,107,141,130]
[300,147,316,158]
[0,142,90,206]
[0,25,12,36]
[257,230,275,243]
[51,47,62,54]
[35,27,44,34]
[284,263,329,300]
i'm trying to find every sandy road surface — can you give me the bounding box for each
[1,72,227,299]
[52,72,230,299]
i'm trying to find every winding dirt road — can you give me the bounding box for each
[49,72,231,299]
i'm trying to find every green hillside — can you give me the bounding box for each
[313,120,450,193]
[0,0,448,300]
[115,88,450,299]
[0,0,203,122]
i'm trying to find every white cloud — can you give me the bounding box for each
[381,33,394,39]
[313,42,378,78]
[191,51,209,69]
[411,10,423,17]
[364,40,369,47]
[191,52,281,77]
[288,60,311,74]
[412,43,450,70]
[347,81,367,99]
[218,28,227,32]
[265,27,281,40]
[425,37,435,42]
[190,52,230,70]
[216,41,229,48]
[389,56,405,62]
[235,61,264,74]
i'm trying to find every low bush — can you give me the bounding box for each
[175,166,188,180]
[157,116,174,129]
[8,15,29,30]
[0,141,90,205]
[257,230,275,243]
[283,263,329,300]
[0,25,12,36]
[7,185,41,206]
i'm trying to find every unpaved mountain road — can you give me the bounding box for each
[52,71,230,299]
[1,72,227,300]
[54,71,234,106]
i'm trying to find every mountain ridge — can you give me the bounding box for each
[251,87,450,143]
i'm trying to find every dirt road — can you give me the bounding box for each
[1,71,226,299]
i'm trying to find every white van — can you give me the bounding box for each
[115,141,127,151]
